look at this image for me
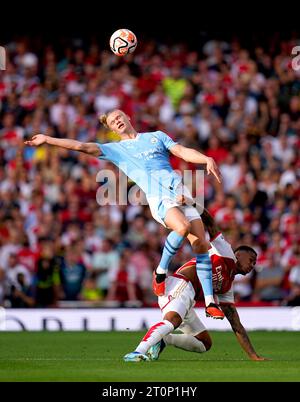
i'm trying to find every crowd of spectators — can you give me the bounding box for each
[0,33,299,308]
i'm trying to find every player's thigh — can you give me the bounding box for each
[178,308,206,336]
[161,297,189,325]
[164,207,191,234]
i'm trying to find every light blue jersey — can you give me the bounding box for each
[97,131,182,199]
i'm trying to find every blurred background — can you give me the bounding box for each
[0,27,299,311]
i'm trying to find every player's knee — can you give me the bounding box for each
[164,312,182,329]
[176,221,191,237]
[191,238,208,254]
[202,337,212,351]
[195,331,212,351]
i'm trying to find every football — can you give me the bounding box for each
[109,29,137,57]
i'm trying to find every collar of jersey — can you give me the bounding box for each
[120,133,141,142]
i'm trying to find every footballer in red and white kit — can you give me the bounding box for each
[178,231,239,305]
[135,208,267,363]
[158,225,256,318]
[157,231,255,341]
[124,209,266,362]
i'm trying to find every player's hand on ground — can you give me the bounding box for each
[250,355,270,361]
[24,134,47,146]
[205,157,222,183]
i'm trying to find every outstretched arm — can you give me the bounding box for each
[221,303,268,361]
[24,134,101,157]
[170,144,222,183]
[200,208,220,240]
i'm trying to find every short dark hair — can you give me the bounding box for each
[234,245,257,256]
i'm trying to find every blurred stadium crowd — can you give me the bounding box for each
[0,33,299,308]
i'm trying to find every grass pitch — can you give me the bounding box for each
[0,331,299,382]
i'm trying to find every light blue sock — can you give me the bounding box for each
[156,231,185,274]
[196,253,215,306]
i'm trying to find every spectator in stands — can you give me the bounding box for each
[286,266,300,306]
[5,252,31,290]
[90,238,120,297]
[253,254,285,303]
[106,249,141,307]
[59,245,86,301]
[7,272,35,308]
[35,240,61,307]
[128,243,156,306]
[162,64,188,109]
[81,272,103,302]
[0,269,5,306]
[283,243,300,306]
[233,270,255,302]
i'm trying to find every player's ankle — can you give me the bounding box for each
[204,296,215,306]
[155,273,166,283]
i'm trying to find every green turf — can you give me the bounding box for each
[0,331,299,382]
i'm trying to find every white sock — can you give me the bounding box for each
[135,320,174,355]
[164,334,207,353]
[156,265,167,274]
[205,295,215,306]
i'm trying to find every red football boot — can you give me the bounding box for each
[205,303,225,319]
[152,272,166,297]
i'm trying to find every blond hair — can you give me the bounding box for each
[99,114,109,128]
[99,109,120,129]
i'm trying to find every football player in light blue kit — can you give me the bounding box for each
[25,109,224,327]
